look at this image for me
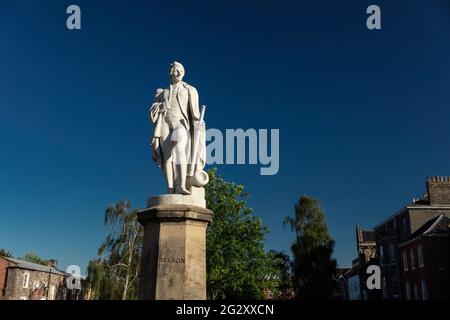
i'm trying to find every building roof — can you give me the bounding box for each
[373,204,450,230]
[336,268,350,279]
[3,257,66,276]
[374,176,450,230]
[399,214,450,246]
[356,225,376,243]
[360,230,376,242]
[343,264,359,278]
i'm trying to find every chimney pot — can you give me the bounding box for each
[47,259,57,268]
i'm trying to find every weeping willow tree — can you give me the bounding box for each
[86,169,283,300]
[85,201,143,300]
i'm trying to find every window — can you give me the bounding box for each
[421,279,428,300]
[22,273,30,289]
[405,281,411,300]
[380,246,385,265]
[392,277,400,297]
[49,285,56,300]
[382,277,387,298]
[20,296,27,300]
[388,242,396,263]
[410,248,416,270]
[417,244,424,268]
[414,283,419,300]
[33,282,40,290]
[402,251,408,271]
[402,218,407,232]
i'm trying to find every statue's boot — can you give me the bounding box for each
[179,187,191,195]
[178,165,191,195]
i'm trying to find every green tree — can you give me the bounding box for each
[205,168,280,300]
[85,200,143,300]
[21,252,48,266]
[0,249,13,258]
[86,170,280,300]
[284,195,337,299]
[268,250,293,299]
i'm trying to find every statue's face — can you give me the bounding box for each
[170,65,184,84]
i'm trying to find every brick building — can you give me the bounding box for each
[374,176,450,299]
[398,214,450,300]
[345,259,361,300]
[334,267,350,300]
[343,226,379,300]
[355,226,379,300]
[0,257,66,300]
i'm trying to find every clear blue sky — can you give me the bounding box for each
[1,0,449,273]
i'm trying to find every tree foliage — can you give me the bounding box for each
[0,249,13,258]
[268,250,293,299]
[85,201,143,300]
[85,169,282,300]
[21,252,48,266]
[284,195,337,299]
[205,168,281,299]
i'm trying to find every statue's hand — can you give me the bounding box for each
[159,104,167,114]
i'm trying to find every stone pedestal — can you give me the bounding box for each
[137,204,213,300]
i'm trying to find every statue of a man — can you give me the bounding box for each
[149,62,207,195]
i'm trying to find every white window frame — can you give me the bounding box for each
[410,248,416,270]
[49,285,56,300]
[417,244,424,268]
[380,245,384,266]
[402,251,408,271]
[405,281,411,300]
[389,243,396,263]
[22,273,30,289]
[421,279,428,300]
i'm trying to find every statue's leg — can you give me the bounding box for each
[173,126,190,195]
[161,125,175,193]
[164,159,174,193]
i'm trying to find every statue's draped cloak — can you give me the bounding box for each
[149,82,206,176]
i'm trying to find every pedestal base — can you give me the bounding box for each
[147,187,206,208]
[138,204,213,300]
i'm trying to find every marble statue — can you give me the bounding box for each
[149,62,209,195]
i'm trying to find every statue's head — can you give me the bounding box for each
[169,61,185,84]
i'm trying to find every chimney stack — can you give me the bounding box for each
[426,176,450,206]
[47,259,58,268]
